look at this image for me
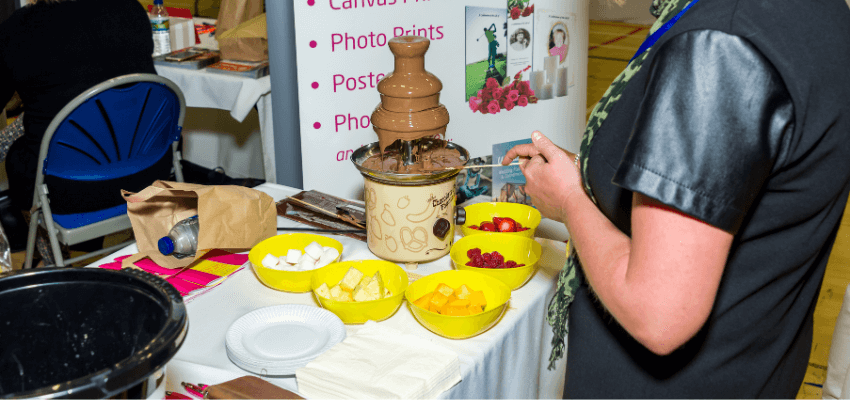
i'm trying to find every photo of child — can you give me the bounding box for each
[548,22,569,63]
[510,28,530,51]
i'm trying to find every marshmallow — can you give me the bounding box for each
[297,257,316,271]
[261,253,279,269]
[304,242,324,260]
[285,249,302,264]
[316,247,340,268]
[297,253,315,265]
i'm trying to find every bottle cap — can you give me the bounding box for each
[153,0,164,4]
[158,237,175,255]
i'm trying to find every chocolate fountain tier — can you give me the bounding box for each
[371,103,449,153]
[377,36,442,111]
[351,139,469,186]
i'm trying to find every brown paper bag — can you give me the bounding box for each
[121,180,276,269]
[215,0,267,62]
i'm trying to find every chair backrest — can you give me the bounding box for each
[37,73,185,182]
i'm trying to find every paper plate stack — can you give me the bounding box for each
[225,304,346,376]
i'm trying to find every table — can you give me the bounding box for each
[154,64,275,183]
[88,183,568,398]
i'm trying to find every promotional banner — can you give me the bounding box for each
[292,0,588,200]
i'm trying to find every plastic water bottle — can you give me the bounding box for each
[158,215,199,259]
[150,0,171,57]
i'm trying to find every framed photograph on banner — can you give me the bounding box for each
[464,6,508,102]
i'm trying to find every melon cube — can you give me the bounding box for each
[413,292,434,310]
[435,283,455,298]
[468,290,487,309]
[454,284,472,300]
[429,291,450,313]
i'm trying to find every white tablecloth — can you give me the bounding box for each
[87,183,568,398]
[154,65,275,183]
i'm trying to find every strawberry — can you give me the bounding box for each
[469,225,479,230]
[497,218,517,232]
[479,221,497,232]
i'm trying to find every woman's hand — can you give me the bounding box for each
[502,131,584,222]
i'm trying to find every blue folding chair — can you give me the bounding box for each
[24,73,186,268]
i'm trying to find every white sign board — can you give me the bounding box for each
[292,0,588,199]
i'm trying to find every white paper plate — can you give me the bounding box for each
[225,304,345,375]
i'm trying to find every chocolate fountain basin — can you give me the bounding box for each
[351,139,469,186]
[351,140,469,263]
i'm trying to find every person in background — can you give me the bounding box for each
[503,0,850,397]
[0,0,165,266]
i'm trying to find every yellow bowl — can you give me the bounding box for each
[450,233,542,290]
[248,233,344,293]
[404,270,511,339]
[459,202,541,238]
[311,260,408,324]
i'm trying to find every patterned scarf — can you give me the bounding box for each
[545,0,693,370]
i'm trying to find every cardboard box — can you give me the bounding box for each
[169,17,195,51]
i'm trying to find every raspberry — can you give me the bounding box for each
[483,252,493,262]
[467,248,482,259]
[471,254,485,267]
[505,260,517,268]
[491,252,504,266]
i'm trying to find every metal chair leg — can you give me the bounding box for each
[38,191,65,267]
[24,209,40,269]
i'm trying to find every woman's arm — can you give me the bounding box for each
[505,131,732,355]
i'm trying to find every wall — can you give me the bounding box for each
[588,0,654,24]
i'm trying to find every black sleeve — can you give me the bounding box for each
[0,26,13,110]
[612,29,794,234]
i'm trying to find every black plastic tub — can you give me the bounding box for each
[0,267,188,398]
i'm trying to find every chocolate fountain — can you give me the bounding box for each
[352,36,469,263]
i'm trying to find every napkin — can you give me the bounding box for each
[295,321,461,399]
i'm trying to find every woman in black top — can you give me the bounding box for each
[0,0,173,265]
[0,0,163,213]
[504,0,850,397]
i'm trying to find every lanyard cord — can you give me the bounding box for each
[630,0,702,63]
